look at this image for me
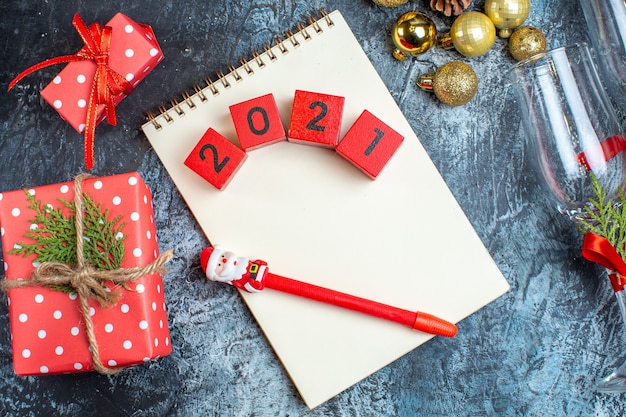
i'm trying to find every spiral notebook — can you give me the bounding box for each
[141,9,509,409]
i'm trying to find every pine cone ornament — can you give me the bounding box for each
[430,0,471,16]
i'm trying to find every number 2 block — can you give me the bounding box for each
[229,93,286,151]
[336,110,404,179]
[288,90,345,148]
[184,128,248,190]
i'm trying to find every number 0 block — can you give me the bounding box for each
[336,110,404,179]
[288,90,345,148]
[229,93,286,151]
[184,128,248,190]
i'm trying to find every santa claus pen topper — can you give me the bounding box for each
[200,245,457,337]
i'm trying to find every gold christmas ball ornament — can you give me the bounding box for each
[417,61,478,106]
[484,0,531,38]
[391,11,438,61]
[372,0,408,6]
[438,12,496,57]
[508,26,547,61]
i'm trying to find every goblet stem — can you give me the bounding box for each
[615,289,626,329]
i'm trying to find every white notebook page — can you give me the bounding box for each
[141,10,510,409]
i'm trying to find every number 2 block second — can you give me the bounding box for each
[288,89,345,148]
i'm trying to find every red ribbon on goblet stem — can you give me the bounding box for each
[581,232,626,292]
[577,135,626,171]
[7,13,133,170]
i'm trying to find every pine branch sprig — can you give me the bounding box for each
[609,187,626,259]
[577,174,626,260]
[76,192,126,270]
[10,190,78,265]
[8,189,126,271]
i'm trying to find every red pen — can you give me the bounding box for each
[200,246,457,337]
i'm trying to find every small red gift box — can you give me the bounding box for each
[40,13,163,134]
[0,172,172,375]
[8,13,164,170]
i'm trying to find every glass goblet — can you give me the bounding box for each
[509,43,626,392]
[578,0,626,124]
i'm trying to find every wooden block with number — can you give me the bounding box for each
[184,128,248,190]
[229,93,286,151]
[288,90,345,148]
[336,110,404,179]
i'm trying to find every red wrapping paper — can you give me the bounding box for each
[0,172,171,375]
[40,13,163,134]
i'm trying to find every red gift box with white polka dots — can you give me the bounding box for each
[0,172,172,375]
[40,13,163,134]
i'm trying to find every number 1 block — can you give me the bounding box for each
[184,128,248,190]
[229,93,286,151]
[288,90,345,148]
[336,110,404,179]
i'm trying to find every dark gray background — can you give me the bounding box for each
[1,0,624,415]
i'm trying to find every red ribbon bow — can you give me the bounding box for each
[8,13,133,170]
[581,232,626,292]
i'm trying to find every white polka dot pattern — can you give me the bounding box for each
[39,13,164,135]
[0,172,171,375]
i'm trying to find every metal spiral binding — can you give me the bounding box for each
[182,91,196,109]
[263,44,277,61]
[240,57,254,75]
[204,77,219,95]
[146,8,334,130]
[146,111,160,129]
[228,64,243,82]
[274,36,289,55]
[215,70,231,88]
[308,16,323,34]
[285,30,300,48]
[320,8,334,27]
[170,98,184,116]
[251,50,266,68]
[296,22,311,40]
[158,105,172,122]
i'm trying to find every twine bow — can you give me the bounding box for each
[7,13,133,170]
[0,174,173,375]
[581,232,626,292]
